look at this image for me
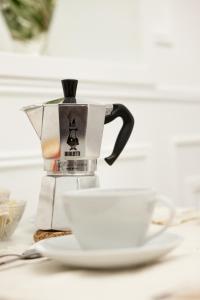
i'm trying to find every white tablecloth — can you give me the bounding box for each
[0,221,200,300]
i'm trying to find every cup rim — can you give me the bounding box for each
[63,187,156,198]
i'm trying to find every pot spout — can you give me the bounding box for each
[22,105,44,139]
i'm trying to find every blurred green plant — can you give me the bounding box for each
[0,0,55,41]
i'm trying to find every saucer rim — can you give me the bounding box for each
[35,232,183,257]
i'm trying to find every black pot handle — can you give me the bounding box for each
[104,104,134,165]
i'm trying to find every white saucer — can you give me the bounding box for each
[35,232,183,269]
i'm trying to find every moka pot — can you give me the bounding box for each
[22,79,134,230]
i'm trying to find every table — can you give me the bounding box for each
[0,221,200,300]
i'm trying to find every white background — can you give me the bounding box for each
[0,0,200,221]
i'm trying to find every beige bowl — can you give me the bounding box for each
[0,188,10,202]
[0,200,26,240]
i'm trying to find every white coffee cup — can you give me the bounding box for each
[63,188,175,250]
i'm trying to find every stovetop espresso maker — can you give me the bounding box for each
[22,79,134,230]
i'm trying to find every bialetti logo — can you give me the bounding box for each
[65,151,80,157]
[65,118,80,157]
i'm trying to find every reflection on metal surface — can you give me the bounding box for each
[42,138,60,159]
[45,159,97,175]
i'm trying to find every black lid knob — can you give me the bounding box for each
[62,79,78,103]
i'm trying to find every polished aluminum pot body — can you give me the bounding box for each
[23,103,112,175]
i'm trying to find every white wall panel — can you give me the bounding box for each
[46,0,143,63]
[0,54,200,221]
[173,137,200,207]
